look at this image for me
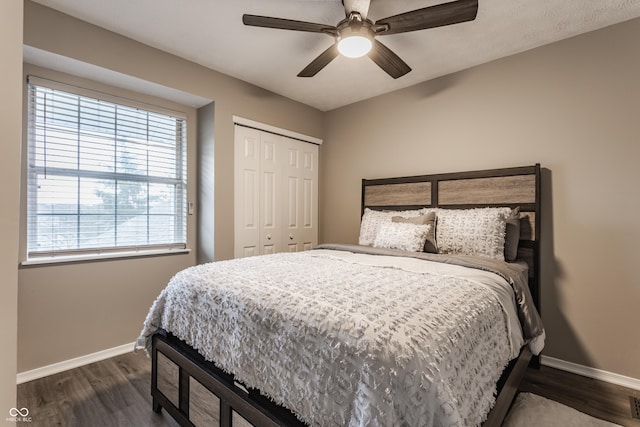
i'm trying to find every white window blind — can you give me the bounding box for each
[26,77,187,261]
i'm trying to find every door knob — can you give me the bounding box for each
[289,234,294,240]
[266,234,272,240]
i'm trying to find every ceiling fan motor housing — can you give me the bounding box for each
[336,13,375,58]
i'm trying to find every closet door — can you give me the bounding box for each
[234,125,318,258]
[281,137,318,252]
[234,126,260,258]
[258,132,282,255]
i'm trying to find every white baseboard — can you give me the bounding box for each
[17,342,135,384]
[542,355,640,391]
[16,344,640,393]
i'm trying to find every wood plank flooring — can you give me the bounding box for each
[17,352,178,427]
[519,365,640,426]
[17,351,640,426]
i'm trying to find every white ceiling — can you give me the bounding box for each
[31,0,640,111]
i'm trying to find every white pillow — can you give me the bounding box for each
[373,222,432,252]
[436,207,511,260]
[358,208,429,246]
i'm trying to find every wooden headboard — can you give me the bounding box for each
[361,164,541,309]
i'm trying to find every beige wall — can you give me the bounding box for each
[18,0,639,384]
[23,0,325,263]
[197,102,216,264]
[321,18,640,379]
[1,0,23,413]
[19,1,324,372]
[18,63,199,373]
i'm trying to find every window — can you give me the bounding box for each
[26,77,187,262]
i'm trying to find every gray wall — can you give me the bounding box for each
[1,0,23,412]
[18,63,200,374]
[19,1,324,373]
[197,102,216,265]
[16,0,640,385]
[321,18,640,380]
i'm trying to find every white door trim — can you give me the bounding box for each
[233,116,323,145]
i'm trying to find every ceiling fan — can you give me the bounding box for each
[242,0,478,79]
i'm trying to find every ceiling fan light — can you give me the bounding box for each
[337,35,372,58]
[336,22,374,58]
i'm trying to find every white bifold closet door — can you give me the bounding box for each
[234,125,318,258]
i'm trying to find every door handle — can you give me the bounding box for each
[289,234,294,240]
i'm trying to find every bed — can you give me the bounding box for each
[138,164,544,427]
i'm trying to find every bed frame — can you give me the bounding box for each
[361,163,542,425]
[151,164,542,427]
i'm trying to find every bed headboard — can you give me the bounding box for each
[361,164,541,310]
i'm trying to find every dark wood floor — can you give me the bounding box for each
[17,351,640,426]
[519,365,640,427]
[17,351,178,427]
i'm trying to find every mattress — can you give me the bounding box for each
[139,244,544,426]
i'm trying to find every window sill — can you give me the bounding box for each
[20,248,191,267]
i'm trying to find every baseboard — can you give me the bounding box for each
[16,344,640,392]
[542,355,640,391]
[17,342,135,384]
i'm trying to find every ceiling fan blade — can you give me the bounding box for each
[243,14,337,34]
[368,40,412,79]
[342,0,371,19]
[298,44,340,77]
[375,0,478,35]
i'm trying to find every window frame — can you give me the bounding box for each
[22,76,190,265]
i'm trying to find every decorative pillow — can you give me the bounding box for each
[436,207,511,260]
[504,207,521,262]
[373,222,432,252]
[358,208,428,246]
[392,211,438,253]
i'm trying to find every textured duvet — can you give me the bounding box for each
[139,245,544,426]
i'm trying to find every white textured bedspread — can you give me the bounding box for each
[139,249,524,426]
